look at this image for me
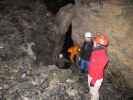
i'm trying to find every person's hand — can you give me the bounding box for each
[78,57,80,61]
[90,82,94,87]
[59,53,63,59]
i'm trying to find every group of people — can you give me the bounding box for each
[67,32,109,100]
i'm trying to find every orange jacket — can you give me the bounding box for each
[67,46,80,62]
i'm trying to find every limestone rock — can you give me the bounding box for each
[57,0,133,90]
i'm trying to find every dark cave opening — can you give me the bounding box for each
[56,24,74,68]
[61,24,73,59]
[43,0,75,14]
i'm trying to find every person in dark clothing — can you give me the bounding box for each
[79,32,93,73]
[59,25,73,60]
[57,25,73,68]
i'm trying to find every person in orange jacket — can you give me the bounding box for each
[67,45,80,63]
[88,34,109,100]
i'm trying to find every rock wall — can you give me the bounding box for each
[57,1,133,89]
[0,1,61,65]
[72,2,133,89]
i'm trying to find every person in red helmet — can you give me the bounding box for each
[88,34,109,100]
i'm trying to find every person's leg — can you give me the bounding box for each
[89,79,103,100]
[87,61,90,71]
[84,60,89,72]
[80,58,86,73]
[82,59,86,72]
[79,58,83,70]
[83,59,90,72]
[80,59,89,73]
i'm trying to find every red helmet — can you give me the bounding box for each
[95,34,109,46]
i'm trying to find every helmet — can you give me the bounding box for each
[95,34,109,46]
[84,32,92,38]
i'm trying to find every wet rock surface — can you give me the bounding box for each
[1,59,133,100]
[0,0,133,100]
[0,1,61,65]
[57,0,133,92]
[0,61,89,100]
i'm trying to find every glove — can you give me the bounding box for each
[90,82,94,87]
[59,53,63,59]
[90,80,95,87]
[78,57,81,61]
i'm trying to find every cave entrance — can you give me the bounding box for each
[57,24,74,68]
[61,24,73,60]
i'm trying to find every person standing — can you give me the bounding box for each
[79,32,93,73]
[88,34,109,100]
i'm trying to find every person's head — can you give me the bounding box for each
[94,34,109,47]
[84,32,93,42]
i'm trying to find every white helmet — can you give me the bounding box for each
[84,32,92,38]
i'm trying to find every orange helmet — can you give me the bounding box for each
[95,34,109,46]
